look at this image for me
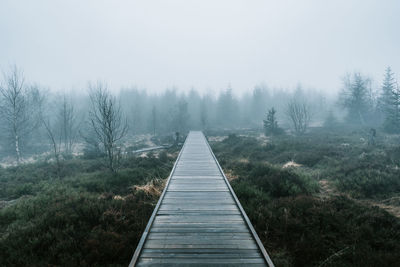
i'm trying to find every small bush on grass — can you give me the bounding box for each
[231,162,319,198]
[327,149,400,198]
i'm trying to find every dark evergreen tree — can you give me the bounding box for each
[263,107,282,136]
[380,67,400,133]
[340,73,371,125]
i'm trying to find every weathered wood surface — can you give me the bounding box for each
[130,131,274,266]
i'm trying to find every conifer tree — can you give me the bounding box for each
[340,73,371,125]
[380,67,400,132]
[263,107,282,136]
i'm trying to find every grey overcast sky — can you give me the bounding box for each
[0,0,399,95]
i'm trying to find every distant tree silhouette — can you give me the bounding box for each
[252,85,269,123]
[200,100,208,130]
[379,67,400,133]
[339,73,372,125]
[287,100,311,135]
[172,99,190,134]
[151,105,157,136]
[0,66,42,163]
[263,107,283,136]
[88,82,128,172]
[323,110,339,129]
[58,95,79,154]
[217,86,238,128]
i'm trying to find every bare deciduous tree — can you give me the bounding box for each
[286,99,311,135]
[151,105,157,136]
[30,88,64,176]
[0,66,30,163]
[58,95,79,154]
[88,82,128,172]
[41,116,62,176]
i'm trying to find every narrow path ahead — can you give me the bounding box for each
[130,131,274,266]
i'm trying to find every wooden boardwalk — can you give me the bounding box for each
[130,131,274,266]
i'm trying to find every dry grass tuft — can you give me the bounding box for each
[225,169,239,181]
[282,161,302,168]
[132,178,166,197]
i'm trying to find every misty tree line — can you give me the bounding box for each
[335,67,400,132]
[0,65,399,168]
[119,84,329,135]
[0,67,126,172]
[264,67,400,136]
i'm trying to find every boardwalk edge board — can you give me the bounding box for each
[129,131,275,267]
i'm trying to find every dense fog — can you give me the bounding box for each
[1,2,400,266]
[1,1,399,93]
[1,65,399,164]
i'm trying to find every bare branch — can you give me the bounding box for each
[286,99,312,135]
[87,82,128,172]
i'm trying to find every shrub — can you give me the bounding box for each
[330,150,400,197]
[232,163,319,198]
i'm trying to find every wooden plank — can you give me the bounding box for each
[144,245,258,249]
[156,210,241,215]
[137,257,265,264]
[140,253,262,259]
[137,262,266,267]
[144,239,257,246]
[162,200,234,204]
[158,206,239,211]
[147,233,253,239]
[168,184,227,188]
[154,214,243,220]
[163,193,232,196]
[140,248,261,254]
[150,228,250,233]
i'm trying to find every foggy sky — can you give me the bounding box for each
[1,0,399,95]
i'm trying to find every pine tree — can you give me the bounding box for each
[339,73,375,125]
[388,84,400,132]
[263,107,282,136]
[380,67,400,133]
